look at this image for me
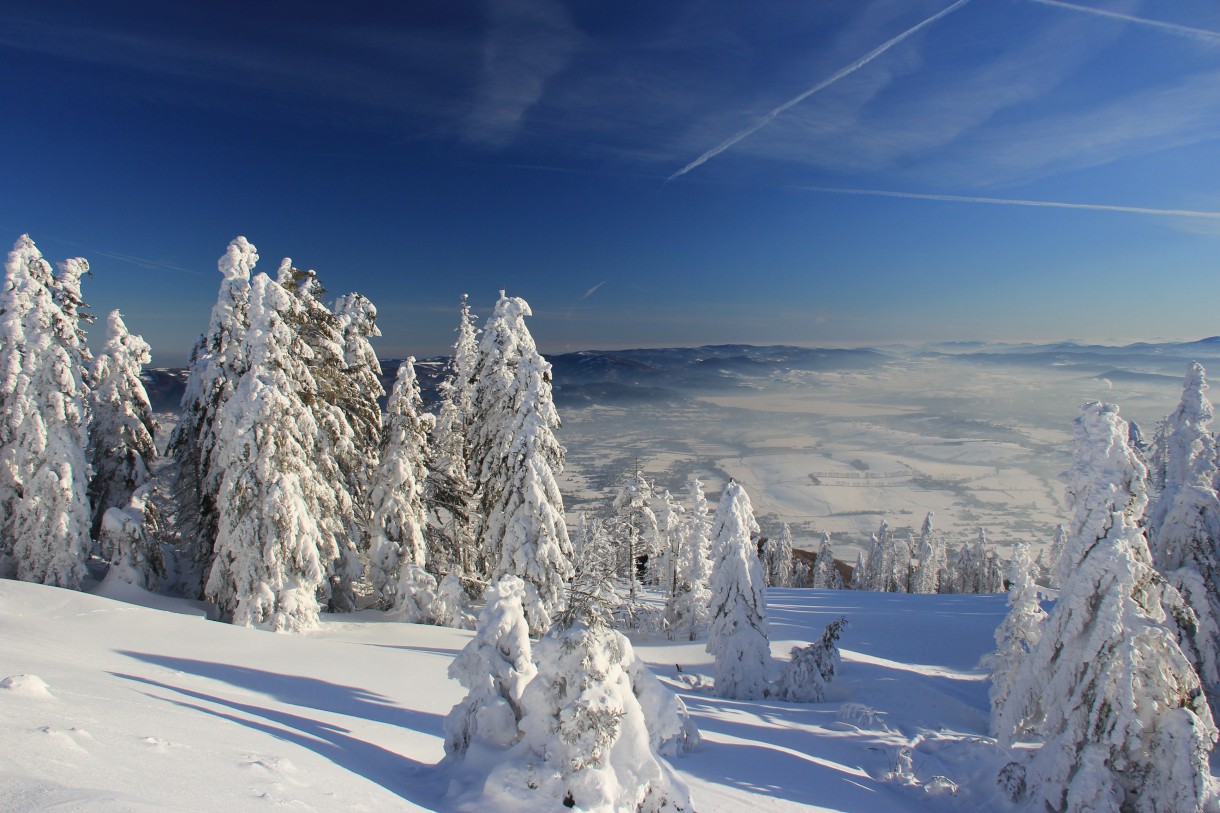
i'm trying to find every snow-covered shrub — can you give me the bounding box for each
[776,616,847,703]
[444,575,536,758]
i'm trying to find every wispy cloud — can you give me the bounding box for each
[578,280,608,301]
[1025,0,1220,43]
[800,186,1220,219]
[667,0,975,181]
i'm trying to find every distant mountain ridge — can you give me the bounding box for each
[141,338,1220,414]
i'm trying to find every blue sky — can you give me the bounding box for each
[3,0,1220,364]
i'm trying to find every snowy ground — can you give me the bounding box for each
[558,355,1186,562]
[0,577,1030,812]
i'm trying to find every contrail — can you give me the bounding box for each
[1026,0,1220,43]
[801,185,1220,219]
[668,0,975,182]
[578,281,607,302]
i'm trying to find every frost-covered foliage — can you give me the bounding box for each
[811,532,844,590]
[985,542,1045,739]
[764,523,794,588]
[624,652,701,757]
[204,274,337,633]
[776,616,847,703]
[666,478,714,640]
[168,237,256,596]
[468,293,572,634]
[910,513,944,594]
[612,470,659,597]
[275,263,362,613]
[427,295,479,577]
[1000,402,1217,813]
[706,481,771,700]
[99,486,163,590]
[505,600,693,813]
[0,236,93,588]
[1143,362,1220,709]
[432,572,476,630]
[445,575,537,758]
[366,358,434,611]
[88,310,157,541]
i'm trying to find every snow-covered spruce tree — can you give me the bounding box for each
[433,571,476,630]
[776,616,847,703]
[0,237,93,587]
[275,262,361,612]
[764,523,794,588]
[468,293,573,633]
[612,469,659,598]
[366,358,436,615]
[666,478,713,640]
[204,273,337,632]
[168,236,256,596]
[88,310,157,542]
[333,292,385,543]
[655,489,684,599]
[427,294,480,577]
[811,532,844,589]
[1142,362,1220,708]
[1038,523,1067,587]
[706,480,771,700]
[985,541,1046,739]
[850,551,864,590]
[444,574,537,758]
[910,512,943,594]
[999,402,1216,813]
[507,589,693,812]
[99,486,163,590]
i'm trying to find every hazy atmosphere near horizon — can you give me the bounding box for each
[4,0,1220,363]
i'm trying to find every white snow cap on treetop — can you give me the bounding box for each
[220,237,258,283]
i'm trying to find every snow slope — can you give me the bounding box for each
[2,579,1041,812]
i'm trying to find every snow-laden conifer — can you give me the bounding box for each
[366,358,434,613]
[612,470,659,597]
[655,489,684,597]
[706,481,771,700]
[468,293,572,633]
[427,294,480,576]
[99,486,163,590]
[1142,362,1220,708]
[88,310,157,541]
[508,592,693,812]
[0,236,93,588]
[275,262,362,612]
[776,617,847,703]
[910,512,943,594]
[168,237,256,596]
[765,523,794,588]
[666,478,713,640]
[433,572,476,630]
[204,274,335,632]
[1000,402,1217,813]
[1039,523,1067,587]
[811,532,844,590]
[445,574,536,757]
[985,542,1045,739]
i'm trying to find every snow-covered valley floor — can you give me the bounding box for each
[0,578,1057,812]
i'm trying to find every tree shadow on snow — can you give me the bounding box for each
[115,651,444,732]
[110,671,448,808]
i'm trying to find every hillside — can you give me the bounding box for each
[1,579,1015,812]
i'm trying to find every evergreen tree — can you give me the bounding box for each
[776,617,847,703]
[444,575,536,757]
[509,596,693,812]
[333,291,385,553]
[468,293,573,633]
[275,262,362,612]
[811,532,844,590]
[366,358,435,614]
[706,481,771,700]
[1040,523,1068,587]
[204,274,336,632]
[88,310,157,542]
[99,486,163,590]
[168,237,256,596]
[764,523,794,588]
[655,489,684,598]
[612,470,658,598]
[910,512,943,594]
[666,478,713,640]
[427,295,480,577]
[1142,362,1220,709]
[986,541,1046,739]
[0,236,93,588]
[999,402,1216,813]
